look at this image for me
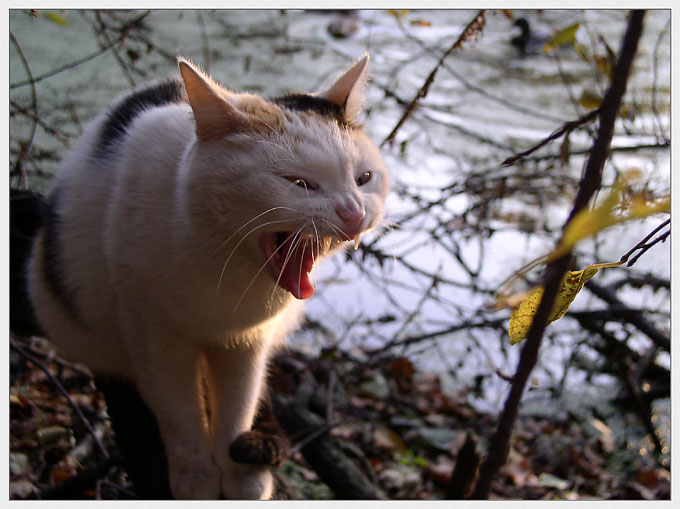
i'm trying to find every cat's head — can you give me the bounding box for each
[178,55,389,301]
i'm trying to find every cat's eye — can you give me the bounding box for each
[285,176,318,191]
[356,171,372,186]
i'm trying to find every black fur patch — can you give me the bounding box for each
[10,189,47,336]
[273,93,354,129]
[42,189,82,325]
[95,78,187,158]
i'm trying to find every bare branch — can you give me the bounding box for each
[501,108,600,166]
[617,218,670,267]
[381,10,487,147]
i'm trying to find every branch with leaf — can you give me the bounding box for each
[468,10,649,499]
[492,170,669,344]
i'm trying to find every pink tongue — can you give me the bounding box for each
[279,237,316,300]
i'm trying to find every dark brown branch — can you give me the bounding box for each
[501,108,601,166]
[585,280,670,352]
[617,218,670,267]
[370,318,505,354]
[446,433,480,499]
[381,10,487,147]
[469,10,646,499]
[272,391,388,500]
[510,141,670,164]
[573,315,666,465]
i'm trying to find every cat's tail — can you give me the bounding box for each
[10,187,47,337]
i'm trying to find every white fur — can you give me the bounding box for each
[28,56,388,499]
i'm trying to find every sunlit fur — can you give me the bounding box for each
[28,55,388,499]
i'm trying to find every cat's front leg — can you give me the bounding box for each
[229,390,291,466]
[125,332,221,499]
[205,340,274,500]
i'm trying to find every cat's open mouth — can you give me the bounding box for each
[260,232,330,300]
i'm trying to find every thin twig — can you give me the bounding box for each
[11,336,94,379]
[381,10,487,147]
[585,279,670,352]
[94,10,136,88]
[197,10,211,72]
[370,318,505,354]
[10,11,151,90]
[10,99,72,145]
[616,218,670,267]
[574,315,666,467]
[501,108,601,166]
[9,30,38,189]
[650,18,670,142]
[10,339,110,460]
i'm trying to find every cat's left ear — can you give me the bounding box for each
[319,54,369,124]
[177,56,250,140]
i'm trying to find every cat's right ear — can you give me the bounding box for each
[319,54,369,125]
[177,57,249,140]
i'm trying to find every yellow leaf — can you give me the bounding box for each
[543,23,580,53]
[387,10,409,21]
[579,89,603,110]
[499,10,515,21]
[508,266,599,344]
[547,171,670,264]
[573,41,591,63]
[45,12,68,26]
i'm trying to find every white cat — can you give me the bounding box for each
[27,55,389,499]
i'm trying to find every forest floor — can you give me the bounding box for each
[9,334,670,501]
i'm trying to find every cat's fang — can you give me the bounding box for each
[353,233,361,250]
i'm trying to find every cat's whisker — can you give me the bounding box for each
[317,217,349,241]
[266,228,307,305]
[253,139,295,159]
[269,157,297,165]
[235,226,304,311]
[216,218,292,295]
[311,219,321,293]
[210,206,301,260]
[379,220,401,232]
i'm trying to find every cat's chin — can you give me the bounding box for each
[260,232,332,300]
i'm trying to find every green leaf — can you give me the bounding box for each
[45,12,68,26]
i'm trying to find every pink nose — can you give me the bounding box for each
[335,204,365,236]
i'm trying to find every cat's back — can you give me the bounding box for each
[50,77,195,270]
[58,77,191,188]
[28,78,196,359]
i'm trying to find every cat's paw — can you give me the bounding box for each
[169,457,221,499]
[229,429,291,466]
[221,462,273,500]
